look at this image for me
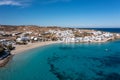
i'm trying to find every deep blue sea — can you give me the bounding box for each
[80,28,120,33]
[91,28,120,33]
[0,28,120,80]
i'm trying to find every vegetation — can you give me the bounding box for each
[0,46,4,53]
[16,41,27,45]
[74,31,93,37]
[0,44,5,57]
[5,44,15,50]
[0,43,15,53]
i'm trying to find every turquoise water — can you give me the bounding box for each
[0,40,120,80]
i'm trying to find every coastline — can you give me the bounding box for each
[11,41,61,55]
[0,41,60,67]
[0,55,13,67]
[9,37,119,55]
[0,39,120,67]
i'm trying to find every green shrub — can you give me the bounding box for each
[0,45,4,52]
[6,44,15,50]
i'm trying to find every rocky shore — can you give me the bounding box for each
[0,54,13,67]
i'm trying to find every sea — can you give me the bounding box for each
[90,28,120,33]
[80,28,120,33]
[0,28,120,80]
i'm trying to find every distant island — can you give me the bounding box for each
[0,25,120,67]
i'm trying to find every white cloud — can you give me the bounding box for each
[0,0,21,6]
[0,0,72,6]
[0,0,31,6]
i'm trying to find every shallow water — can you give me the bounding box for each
[0,40,120,80]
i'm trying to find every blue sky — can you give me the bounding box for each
[0,0,120,27]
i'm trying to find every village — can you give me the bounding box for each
[0,25,120,63]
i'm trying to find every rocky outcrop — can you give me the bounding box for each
[0,54,13,67]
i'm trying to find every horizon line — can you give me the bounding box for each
[0,24,120,28]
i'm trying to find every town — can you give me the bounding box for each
[0,25,120,65]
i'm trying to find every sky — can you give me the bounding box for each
[0,0,120,27]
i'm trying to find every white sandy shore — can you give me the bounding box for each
[11,41,60,55]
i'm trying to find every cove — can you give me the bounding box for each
[0,40,120,80]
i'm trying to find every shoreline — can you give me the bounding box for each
[0,39,120,67]
[11,37,120,55]
[0,41,60,67]
[0,55,13,67]
[11,41,61,55]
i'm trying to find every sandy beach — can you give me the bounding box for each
[11,41,60,55]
